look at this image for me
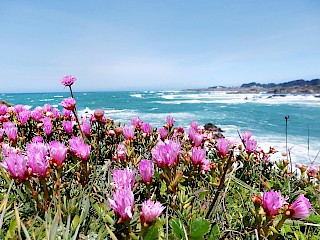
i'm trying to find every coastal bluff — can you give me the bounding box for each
[184,78,320,94]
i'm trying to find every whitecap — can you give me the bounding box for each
[130,94,143,98]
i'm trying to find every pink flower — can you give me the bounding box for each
[4,124,18,142]
[51,108,60,118]
[32,136,43,143]
[43,104,53,112]
[108,188,134,222]
[0,104,7,115]
[191,147,206,166]
[93,109,104,121]
[0,153,28,181]
[200,158,211,173]
[165,115,175,128]
[63,109,72,117]
[69,137,91,162]
[141,123,152,135]
[189,121,198,130]
[123,125,135,140]
[42,117,53,135]
[117,143,127,161]
[307,165,318,178]
[49,141,68,167]
[60,75,77,86]
[141,199,165,223]
[131,117,142,128]
[159,127,168,139]
[262,190,287,217]
[61,97,76,111]
[62,121,73,134]
[14,104,26,114]
[0,128,4,141]
[18,110,31,125]
[26,142,48,178]
[1,143,18,157]
[151,140,180,168]
[288,194,311,219]
[192,133,203,147]
[81,122,91,137]
[139,159,154,183]
[31,109,43,122]
[245,139,257,153]
[112,167,136,190]
[216,138,230,157]
[242,131,252,143]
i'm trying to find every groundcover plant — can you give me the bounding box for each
[0,76,319,239]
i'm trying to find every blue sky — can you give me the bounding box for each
[0,0,319,93]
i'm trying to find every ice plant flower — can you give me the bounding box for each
[159,127,168,139]
[123,125,135,140]
[0,153,28,181]
[192,132,203,147]
[151,139,181,168]
[189,121,198,130]
[262,190,287,217]
[139,159,154,183]
[26,142,48,178]
[61,97,76,111]
[307,165,318,178]
[245,139,258,153]
[287,194,311,219]
[42,117,53,135]
[14,104,26,114]
[191,147,206,166]
[81,122,91,137]
[116,143,127,161]
[200,158,210,173]
[131,116,142,128]
[112,167,136,190]
[141,199,165,223]
[4,125,18,142]
[242,131,252,143]
[61,74,77,86]
[93,109,104,121]
[0,104,7,115]
[31,109,43,122]
[32,136,43,143]
[51,108,60,118]
[0,128,4,141]
[49,141,68,167]
[18,110,31,125]
[216,138,231,157]
[62,121,73,134]
[63,109,72,117]
[141,122,152,136]
[108,188,134,222]
[165,115,175,128]
[69,136,91,162]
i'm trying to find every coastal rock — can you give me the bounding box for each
[204,123,224,139]
[0,100,12,107]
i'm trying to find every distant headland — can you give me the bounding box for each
[184,78,320,95]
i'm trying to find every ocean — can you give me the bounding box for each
[1,90,320,165]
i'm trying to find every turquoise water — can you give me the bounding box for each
[1,91,320,164]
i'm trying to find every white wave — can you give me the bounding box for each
[39,99,54,102]
[155,92,320,106]
[24,105,33,110]
[130,94,143,98]
[54,95,64,98]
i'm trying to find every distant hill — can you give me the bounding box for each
[241,79,320,88]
